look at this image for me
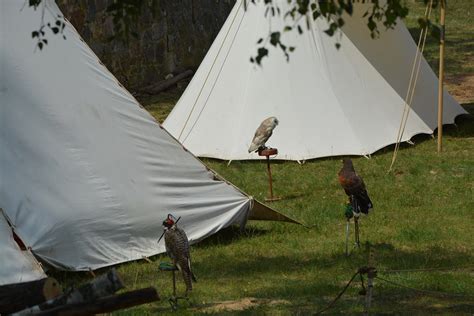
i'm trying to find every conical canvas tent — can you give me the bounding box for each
[163,0,466,161]
[0,209,46,286]
[0,0,295,272]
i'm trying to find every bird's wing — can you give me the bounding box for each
[164,230,177,261]
[249,122,274,150]
[175,227,191,257]
[339,171,365,195]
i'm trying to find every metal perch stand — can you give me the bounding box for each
[159,262,188,311]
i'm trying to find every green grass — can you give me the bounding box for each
[55,117,472,314]
[101,116,473,315]
[404,0,474,76]
[52,1,474,314]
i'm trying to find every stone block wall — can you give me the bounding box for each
[58,0,234,91]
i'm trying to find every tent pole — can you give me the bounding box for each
[437,0,446,153]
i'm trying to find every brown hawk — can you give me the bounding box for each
[338,159,373,214]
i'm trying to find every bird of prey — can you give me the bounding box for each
[162,214,197,296]
[248,117,279,153]
[338,159,373,215]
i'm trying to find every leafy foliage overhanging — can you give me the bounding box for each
[27,0,442,63]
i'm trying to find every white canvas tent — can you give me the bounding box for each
[0,0,295,274]
[163,0,467,161]
[0,209,46,286]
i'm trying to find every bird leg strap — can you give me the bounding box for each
[344,203,354,219]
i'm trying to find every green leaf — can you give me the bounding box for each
[430,24,442,41]
[255,47,269,64]
[270,32,280,46]
[324,28,334,36]
[368,19,376,31]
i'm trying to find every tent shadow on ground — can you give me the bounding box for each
[365,103,474,157]
[442,111,474,138]
[195,225,270,248]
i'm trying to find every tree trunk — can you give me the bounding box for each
[14,268,124,315]
[138,70,193,94]
[0,277,62,314]
[21,287,159,316]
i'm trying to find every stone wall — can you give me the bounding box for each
[58,0,234,91]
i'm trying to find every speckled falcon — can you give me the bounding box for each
[248,117,279,153]
[162,214,197,296]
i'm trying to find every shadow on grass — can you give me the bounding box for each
[439,103,474,138]
[192,243,473,314]
[195,225,270,248]
[273,192,308,201]
[358,104,474,158]
[407,27,474,75]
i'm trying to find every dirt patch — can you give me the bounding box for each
[195,297,290,313]
[446,74,474,104]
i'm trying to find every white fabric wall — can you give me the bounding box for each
[163,0,466,161]
[0,210,46,286]
[0,0,253,271]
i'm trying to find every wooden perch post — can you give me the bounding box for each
[258,148,281,202]
[0,277,62,314]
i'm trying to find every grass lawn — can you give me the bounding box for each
[52,1,473,314]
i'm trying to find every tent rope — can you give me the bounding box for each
[376,275,474,298]
[181,7,247,144]
[177,0,245,141]
[389,0,433,172]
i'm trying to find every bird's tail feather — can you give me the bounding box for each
[188,259,197,282]
[351,193,373,214]
[177,262,193,292]
[182,267,193,292]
